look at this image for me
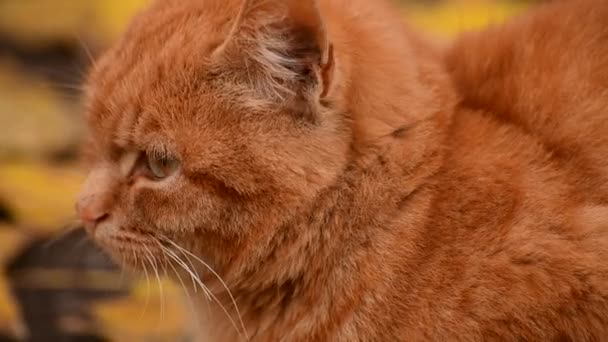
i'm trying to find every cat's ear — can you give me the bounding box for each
[214,0,336,104]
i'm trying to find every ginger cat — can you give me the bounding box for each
[76,0,608,340]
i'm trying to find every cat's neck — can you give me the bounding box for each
[191,148,442,339]
[192,126,449,339]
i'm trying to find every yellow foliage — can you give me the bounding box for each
[0,277,19,337]
[91,0,150,43]
[405,2,529,37]
[93,279,189,341]
[0,162,84,230]
[0,0,149,46]
[0,229,26,336]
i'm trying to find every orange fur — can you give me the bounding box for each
[77,0,608,340]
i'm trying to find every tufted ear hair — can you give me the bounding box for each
[213,0,336,112]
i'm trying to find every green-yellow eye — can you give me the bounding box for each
[146,154,180,179]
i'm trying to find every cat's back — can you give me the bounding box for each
[445,0,608,201]
[400,1,608,339]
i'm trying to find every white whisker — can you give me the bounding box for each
[160,244,246,341]
[166,249,193,301]
[157,244,230,339]
[174,241,213,317]
[144,245,165,322]
[119,254,127,285]
[160,243,212,300]
[138,251,152,320]
[43,223,82,251]
[160,237,249,341]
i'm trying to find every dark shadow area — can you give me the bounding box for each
[0,200,14,224]
[6,228,129,342]
[0,34,90,98]
[0,334,18,342]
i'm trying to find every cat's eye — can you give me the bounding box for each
[144,154,180,180]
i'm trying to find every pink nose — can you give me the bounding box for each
[76,195,110,231]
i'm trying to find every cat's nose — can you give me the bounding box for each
[76,194,110,231]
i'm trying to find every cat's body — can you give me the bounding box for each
[77,0,608,340]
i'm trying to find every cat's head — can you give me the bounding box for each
[76,0,351,280]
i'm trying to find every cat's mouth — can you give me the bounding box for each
[89,224,212,289]
[93,228,163,268]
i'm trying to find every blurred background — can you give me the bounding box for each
[0,0,536,341]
